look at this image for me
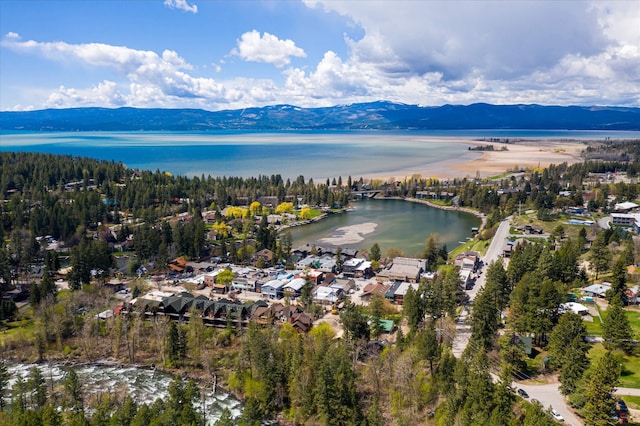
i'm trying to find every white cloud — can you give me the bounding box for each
[2,0,639,111]
[300,0,640,106]
[163,0,198,14]
[1,37,234,108]
[45,81,126,108]
[4,32,21,40]
[231,30,306,68]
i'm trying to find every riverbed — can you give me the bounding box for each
[6,362,242,424]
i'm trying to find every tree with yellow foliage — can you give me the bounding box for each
[225,206,247,219]
[249,201,262,217]
[275,202,293,214]
[212,221,231,239]
[299,206,312,220]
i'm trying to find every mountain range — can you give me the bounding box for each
[1,102,639,131]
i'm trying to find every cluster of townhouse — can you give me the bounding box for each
[124,290,313,332]
[104,245,459,333]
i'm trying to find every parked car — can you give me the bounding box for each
[550,408,564,422]
[618,399,628,412]
[517,388,529,398]
[618,410,628,424]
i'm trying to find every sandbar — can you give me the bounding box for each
[364,137,586,181]
[318,222,378,245]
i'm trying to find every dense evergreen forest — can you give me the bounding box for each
[1,141,640,425]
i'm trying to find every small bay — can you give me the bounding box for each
[287,198,481,257]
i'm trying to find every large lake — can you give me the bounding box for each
[2,129,639,181]
[287,198,480,257]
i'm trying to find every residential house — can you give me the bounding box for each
[284,278,306,299]
[296,255,336,273]
[203,211,218,224]
[384,281,404,303]
[261,279,286,299]
[393,282,420,305]
[454,252,479,272]
[254,249,274,265]
[300,269,324,286]
[626,285,640,304]
[342,258,373,278]
[331,277,355,293]
[583,283,612,298]
[342,258,364,277]
[560,302,589,316]
[231,276,257,292]
[290,312,313,333]
[360,282,390,302]
[313,285,341,304]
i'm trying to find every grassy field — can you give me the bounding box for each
[584,314,603,336]
[588,343,640,389]
[622,395,640,409]
[449,237,491,258]
[510,212,589,241]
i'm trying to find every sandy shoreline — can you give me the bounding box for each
[365,137,586,181]
[318,222,378,245]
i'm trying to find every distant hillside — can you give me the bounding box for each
[1,102,640,131]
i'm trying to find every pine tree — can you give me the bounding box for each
[583,351,620,426]
[0,359,9,410]
[166,321,180,366]
[603,294,634,354]
[64,368,83,413]
[403,285,425,331]
[548,313,589,395]
[589,232,611,279]
[610,257,627,301]
[27,366,47,410]
[370,243,381,262]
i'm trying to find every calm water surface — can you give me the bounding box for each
[3,129,638,181]
[287,198,480,257]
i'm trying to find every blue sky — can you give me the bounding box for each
[1,0,639,111]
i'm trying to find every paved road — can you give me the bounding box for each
[616,387,640,397]
[453,217,511,357]
[514,381,582,425]
[453,217,586,425]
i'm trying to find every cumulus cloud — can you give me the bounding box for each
[1,37,231,108]
[307,1,611,80]
[4,32,21,40]
[231,30,306,67]
[2,0,639,111]
[164,0,198,14]
[296,0,640,106]
[45,81,126,108]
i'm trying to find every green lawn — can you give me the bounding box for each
[588,343,640,389]
[584,315,603,336]
[621,395,640,409]
[449,238,490,258]
[582,307,639,338]
[626,310,640,337]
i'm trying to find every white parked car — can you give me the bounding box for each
[550,408,564,422]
